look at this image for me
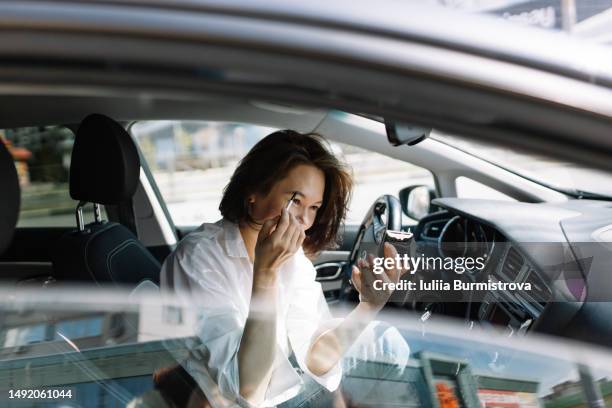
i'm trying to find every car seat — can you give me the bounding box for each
[52,114,160,287]
[0,137,20,257]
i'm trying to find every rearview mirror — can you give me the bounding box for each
[385,121,430,146]
[399,185,436,220]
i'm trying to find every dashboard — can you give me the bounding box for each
[411,198,612,345]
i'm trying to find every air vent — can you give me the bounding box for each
[525,270,551,303]
[502,247,523,281]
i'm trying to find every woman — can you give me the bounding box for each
[161,130,407,407]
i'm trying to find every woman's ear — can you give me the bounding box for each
[247,194,256,204]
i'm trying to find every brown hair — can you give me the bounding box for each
[220,130,352,254]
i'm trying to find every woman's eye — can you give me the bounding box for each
[311,206,320,211]
[293,199,301,205]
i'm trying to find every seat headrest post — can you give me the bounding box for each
[93,203,103,223]
[76,200,87,231]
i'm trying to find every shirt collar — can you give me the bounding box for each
[222,219,249,259]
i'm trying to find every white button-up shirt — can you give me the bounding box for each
[160,219,342,407]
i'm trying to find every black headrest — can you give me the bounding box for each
[0,140,20,254]
[70,114,140,205]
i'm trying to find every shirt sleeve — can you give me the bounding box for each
[285,252,343,391]
[161,239,250,406]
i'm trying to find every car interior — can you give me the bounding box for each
[1,96,611,355]
[3,2,612,406]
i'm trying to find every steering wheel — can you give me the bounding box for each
[341,195,402,301]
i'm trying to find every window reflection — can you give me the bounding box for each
[54,316,104,340]
[3,323,46,347]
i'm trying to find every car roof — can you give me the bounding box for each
[10,0,612,86]
[2,0,612,171]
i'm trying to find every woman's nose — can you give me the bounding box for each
[291,207,309,227]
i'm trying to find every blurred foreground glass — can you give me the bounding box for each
[0,287,611,407]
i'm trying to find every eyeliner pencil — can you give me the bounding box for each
[286,191,297,211]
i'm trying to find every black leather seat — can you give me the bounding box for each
[0,138,20,257]
[52,114,160,287]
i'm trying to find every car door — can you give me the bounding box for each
[2,287,612,408]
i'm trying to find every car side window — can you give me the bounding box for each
[131,121,435,226]
[131,121,277,226]
[455,176,516,201]
[2,126,106,228]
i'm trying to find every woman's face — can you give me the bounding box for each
[248,164,325,230]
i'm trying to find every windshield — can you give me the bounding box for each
[432,132,612,198]
[428,0,612,44]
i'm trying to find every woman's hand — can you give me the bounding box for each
[351,243,401,310]
[307,243,403,376]
[253,208,306,288]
